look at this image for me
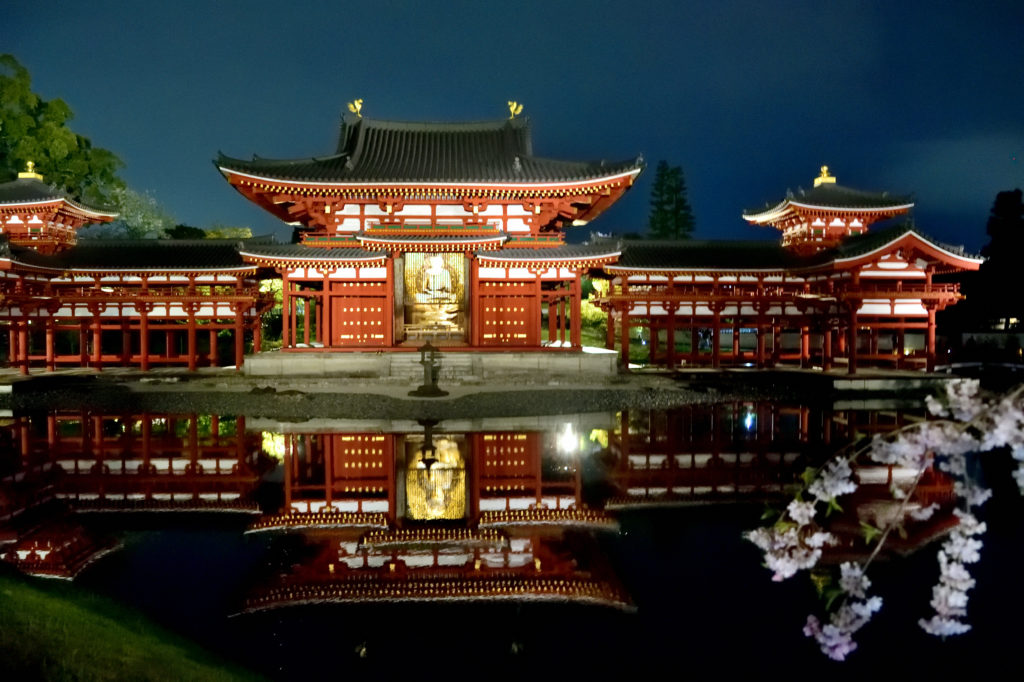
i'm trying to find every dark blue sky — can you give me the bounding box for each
[7,1,1023,250]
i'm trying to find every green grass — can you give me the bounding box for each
[0,569,263,681]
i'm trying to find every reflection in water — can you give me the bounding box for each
[0,402,985,674]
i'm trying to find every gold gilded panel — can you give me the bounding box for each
[404,436,466,520]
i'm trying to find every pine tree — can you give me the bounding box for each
[648,160,696,239]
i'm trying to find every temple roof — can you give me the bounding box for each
[604,225,982,273]
[742,170,914,223]
[4,238,254,271]
[0,176,117,219]
[238,243,388,265]
[807,223,982,266]
[478,244,619,260]
[608,240,801,271]
[217,115,643,185]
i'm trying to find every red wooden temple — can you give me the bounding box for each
[0,164,274,373]
[0,119,983,374]
[217,113,640,351]
[593,167,983,371]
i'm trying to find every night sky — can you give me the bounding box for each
[6,1,1023,250]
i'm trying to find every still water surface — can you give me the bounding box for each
[2,400,1022,677]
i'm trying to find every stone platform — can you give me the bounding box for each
[242,348,619,381]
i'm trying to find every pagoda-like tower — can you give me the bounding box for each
[742,166,913,254]
[0,163,117,254]
[216,111,642,351]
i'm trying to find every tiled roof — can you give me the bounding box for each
[0,177,116,216]
[476,245,621,261]
[7,239,253,270]
[612,240,800,270]
[217,115,643,185]
[810,223,979,264]
[744,183,914,219]
[239,244,387,261]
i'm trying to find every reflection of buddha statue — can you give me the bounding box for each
[417,255,456,304]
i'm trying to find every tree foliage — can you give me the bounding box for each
[647,160,695,240]
[0,54,123,207]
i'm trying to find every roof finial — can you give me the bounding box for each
[18,160,43,181]
[347,99,364,117]
[507,101,523,119]
[813,165,836,187]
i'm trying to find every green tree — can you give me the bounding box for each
[205,225,253,239]
[648,160,696,240]
[0,54,123,206]
[165,224,208,239]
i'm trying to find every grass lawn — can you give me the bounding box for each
[0,568,262,681]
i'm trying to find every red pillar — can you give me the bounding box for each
[18,321,28,375]
[666,305,677,369]
[234,305,245,371]
[139,308,150,371]
[823,327,833,371]
[756,317,766,369]
[926,307,937,372]
[801,325,810,368]
[847,310,858,375]
[570,271,582,349]
[620,305,630,367]
[712,309,722,369]
[45,320,55,372]
[186,308,197,372]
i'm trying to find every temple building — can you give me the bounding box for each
[593,167,983,372]
[0,165,273,373]
[217,112,641,350]
[0,111,983,374]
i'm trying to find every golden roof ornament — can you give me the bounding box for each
[18,160,43,181]
[507,101,523,119]
[813,165,836,187]
[347,99,364,117]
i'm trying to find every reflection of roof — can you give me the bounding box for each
[247,511,389,534]
[0,177,117,218]
[743,183,914,222]
[217,115,643,185]
[478,507,619,531]
[243,576,633,612]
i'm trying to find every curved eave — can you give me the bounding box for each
[218,165,642,193]
[742,199,915,224]
[478,251,621,269]
[358,235,506,251]
[239,250,389,268]
[788,200,915,214]
[0,197,118,222]
[604,264,791,275]
[242,581,631,612]
[811,231,984,273]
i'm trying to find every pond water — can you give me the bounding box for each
[2,398,1022,677]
